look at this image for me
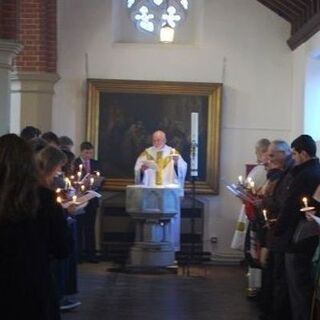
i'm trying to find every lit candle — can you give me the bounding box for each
[238,175,243,184]
[80,185,85,192]
[79,164,83,172]
[56,196,62,204]
[70,175,75,180]
[262,209,267,221]
[77,171,81,181]
[64,177,71,190]
[96,171,100,177]
[56,188,61,193]
[190,112,199,177]
[302,197,308,208]
[72,195,77,203]
[90,177,94,186]
[249,181,255,193]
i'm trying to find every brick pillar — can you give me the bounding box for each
[0,0,59,133]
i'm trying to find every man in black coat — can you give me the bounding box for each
[75,141,101,263]
[274,134,320,320]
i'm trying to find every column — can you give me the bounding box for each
[10,71,59,133]
[0,39,22,135]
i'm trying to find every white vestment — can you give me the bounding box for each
[134,145,187,188]
[134,145,187,251]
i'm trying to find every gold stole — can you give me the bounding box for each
[156,151,163,185]
[156,150,175,185]
[143,149,173,185]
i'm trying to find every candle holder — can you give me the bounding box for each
[300,197,315,212]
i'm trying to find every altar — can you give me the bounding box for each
[126,185,181,267]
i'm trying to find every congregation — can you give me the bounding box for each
[0,126,102,320]
[1,125,320,320]
[234,135,320,320]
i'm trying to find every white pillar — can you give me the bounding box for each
[10,71,60,133]
[0,40,23,135]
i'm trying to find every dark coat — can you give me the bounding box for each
[0,186,71,320]
[274,158,320,255]
[74,157,100,175]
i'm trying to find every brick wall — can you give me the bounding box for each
[0,0,56,73]
[0,0,18,39]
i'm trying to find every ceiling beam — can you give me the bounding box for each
[287,10,320,50]
[258,0,320,50]
[257,0,293,22]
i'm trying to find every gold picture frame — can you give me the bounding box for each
[87,79,222,194]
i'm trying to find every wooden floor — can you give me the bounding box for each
[62,262,259,320]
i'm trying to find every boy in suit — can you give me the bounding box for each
[75,142,101,263]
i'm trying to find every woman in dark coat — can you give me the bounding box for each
[0,134,70,320]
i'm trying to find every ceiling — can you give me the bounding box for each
[256,0,320,50]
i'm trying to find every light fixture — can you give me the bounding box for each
[160,22,174,43]
[127,0,189,43]
[160,0,174,43]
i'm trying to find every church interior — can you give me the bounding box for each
[1,0,320,319]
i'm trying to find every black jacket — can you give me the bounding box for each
[274,158,320,255]
[0,186,71,320]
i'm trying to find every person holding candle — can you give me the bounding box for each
[36,144,81,314]
[41,131,61,148]
[20,125,41,141]
[231,138,270,299]
[0,134,71,320]
[273,135,320,320]
[74,141,100,177]
[134,130,187,251]
[59,135,74,152]
[74,141,101,263]
[257,140,294,320]
[58,148,83,311]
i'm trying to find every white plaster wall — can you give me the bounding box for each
[291,31,320,142]
[53,0,293,258]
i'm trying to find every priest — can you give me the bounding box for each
[134,130,187,251]
[134,130,187,189]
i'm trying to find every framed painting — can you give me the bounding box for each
[86,79,222,194]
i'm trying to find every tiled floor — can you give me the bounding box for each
[62,262,259,320]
